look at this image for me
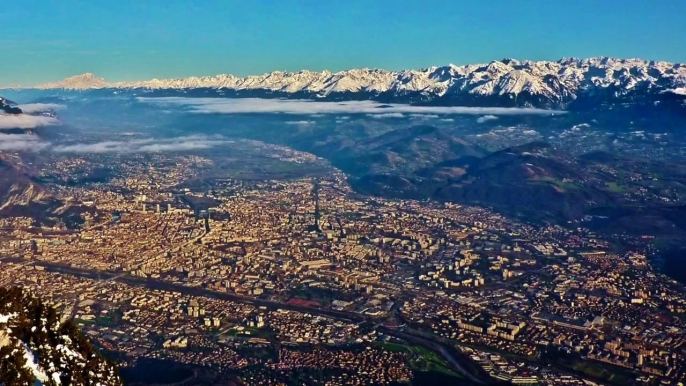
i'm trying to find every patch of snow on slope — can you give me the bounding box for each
[22,342,50,384]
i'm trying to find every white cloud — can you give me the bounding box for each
[137,140,220,152]
[571,123,590,132]
[17,103,67,113]
[137,97,565,116]
[284,120,315,125]
[367,113,405,119]
[477,115,498,123]
[0,114,60,129]
[51,135,226,154]
[0,133,50,151]
[440,118,454,122]
[52,141,126,153]
[522,129,539,136]
[410,114,439,119]
[662,88,686,96]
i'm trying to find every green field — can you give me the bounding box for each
[226,327,272,338]
[605,182,627,193]
[374,342,462,380]
[573,361,631,384]
[374,342,410,353]
[409,345,462,378]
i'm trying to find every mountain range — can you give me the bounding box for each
[333,131,686,234]
[25,57,686,109]
[0,156,50,210]
[0,154,95,228]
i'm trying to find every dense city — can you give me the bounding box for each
[1,146,685,386]
[2,2,686,385]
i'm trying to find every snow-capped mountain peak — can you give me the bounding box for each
[29,57,686,108]
[38,72,109,90]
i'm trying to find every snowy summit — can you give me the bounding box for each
[30,57,686,108]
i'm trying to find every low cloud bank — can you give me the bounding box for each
[284,120,315,126]
[367,113,405,119]
[0,133,228,154]
[0,133,50,151]
[51,135,227,154]
[137,97,565,116]
[0,114,60,129]
[17,103,67,113]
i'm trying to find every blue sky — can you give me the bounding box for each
[1,0,685,85]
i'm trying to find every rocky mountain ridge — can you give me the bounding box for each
[0,97,22,114]
[0,156,51,210]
